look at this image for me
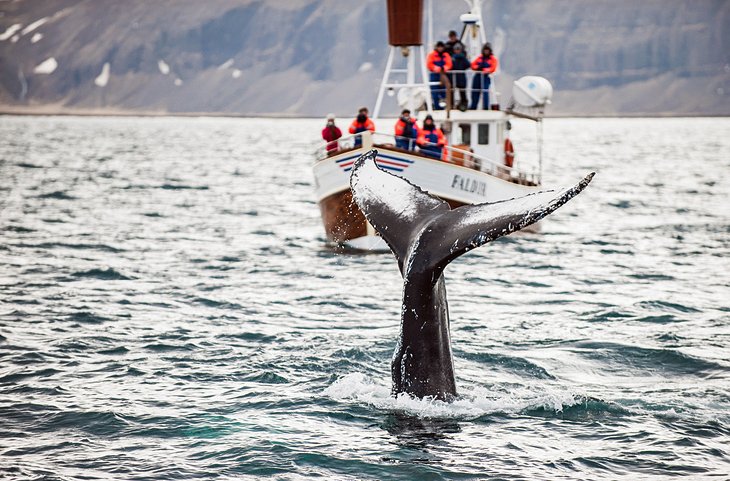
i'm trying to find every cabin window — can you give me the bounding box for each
[459,123,471,145]
[478,124,489,144]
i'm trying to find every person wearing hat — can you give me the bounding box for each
[417,114,446,159]
[348,107,375,148]
[322,113,342,154]
[426,41,453,110]
[394,109,419,151]
[445,30,465,55]
[470,42,499,110]
[449,42,470,111]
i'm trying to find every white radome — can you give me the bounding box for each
[512,76,553,108]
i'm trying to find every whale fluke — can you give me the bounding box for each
[349,149,594,400]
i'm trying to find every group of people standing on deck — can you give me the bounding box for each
[427,30,498,111]
[322,108,446,160]
[320,31,498,159]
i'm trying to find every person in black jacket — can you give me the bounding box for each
[449,43,470,111]
[445,30,465,55]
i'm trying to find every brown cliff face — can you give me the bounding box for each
[1,0,728,116]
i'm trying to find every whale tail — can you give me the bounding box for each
[350,149,594,280]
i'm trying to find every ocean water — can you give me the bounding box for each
[0,115,728,480]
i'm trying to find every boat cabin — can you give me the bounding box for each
[421,109,510,169]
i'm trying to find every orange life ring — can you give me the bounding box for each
[504,138,515,167]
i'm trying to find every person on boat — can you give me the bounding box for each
[449,43,470,111]
[445,30,465,55]
[469,43,499,110]
[417,115,446,159]
[322,113,342,154]
[349,107,375,147]
[394,109,419,151]
[426,41,452,110]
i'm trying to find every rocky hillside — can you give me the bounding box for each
[1,0,728,116]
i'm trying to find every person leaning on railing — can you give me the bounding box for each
[469,43,499,110]
[426,42,452,110]
[417,115,446,160]
[322,113,342,155]
[394,109,419,151]
[349,107,375,148]
[449,43,470,111]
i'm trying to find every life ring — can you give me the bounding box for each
[504,138,515,167]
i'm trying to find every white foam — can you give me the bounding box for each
[31,33,43,43]
[0,23,22,41]
[21,17,48,35]
[94,62,110,87]
[231,69,242,79]
[324,373,584,419]
[33,57,57,74]
[157,59,170,75]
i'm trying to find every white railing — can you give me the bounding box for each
[315,131,539,185]
[428,69,497,110]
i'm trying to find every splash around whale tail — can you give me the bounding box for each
[349,149,594,280]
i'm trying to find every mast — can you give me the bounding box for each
[373,0,432,120]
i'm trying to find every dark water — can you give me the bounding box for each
[0,116,728,480]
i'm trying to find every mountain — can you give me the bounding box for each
[1,0,728,116]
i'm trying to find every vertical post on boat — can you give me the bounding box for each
[362,130,374,150]
[373,46,396,121]
[420,45,433,113]
[536,119,543,183]
[427,0,433,51]
[407,46,415,85]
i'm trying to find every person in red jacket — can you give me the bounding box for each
[394,109,419,151]
[321,113,342,154]
[426,41,453,110]
[469,43,499,110]
[417,115,446,159]
[349,107,375,147]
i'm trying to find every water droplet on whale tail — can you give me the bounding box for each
[350,149,594,279]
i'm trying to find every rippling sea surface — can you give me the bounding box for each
[0,115,728,480]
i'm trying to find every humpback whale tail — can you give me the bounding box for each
[349,150,594,401]
[350,149,594,280]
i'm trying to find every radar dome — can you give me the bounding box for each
[512,76,553,108]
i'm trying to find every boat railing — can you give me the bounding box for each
[315,132,538,185]
[427,69,498,110]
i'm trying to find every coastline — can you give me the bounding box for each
[1,105,728,119]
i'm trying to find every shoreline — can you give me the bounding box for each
[0,106,727,119]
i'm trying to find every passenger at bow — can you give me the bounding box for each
[394,109,419,151]
[417,115,446,159]
[426,41,452,110]
[469,43,499,110]
[348,107,375,147]
[321,113,342,154]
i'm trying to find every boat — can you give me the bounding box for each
[313,0,554,250]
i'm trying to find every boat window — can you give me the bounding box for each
[459,123,471,145]
[478,124,489,144]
